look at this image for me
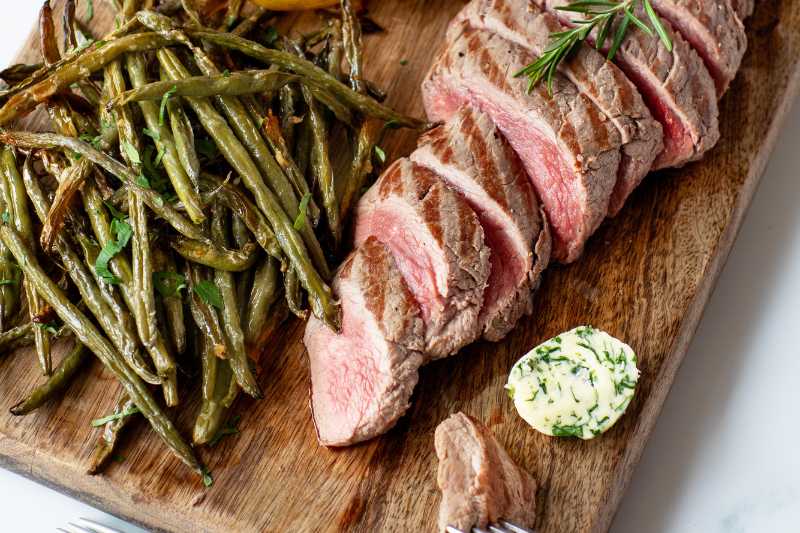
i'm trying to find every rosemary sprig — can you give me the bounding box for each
[514,0,672,93]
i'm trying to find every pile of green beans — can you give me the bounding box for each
[0,0,418,482]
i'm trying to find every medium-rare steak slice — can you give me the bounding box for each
[647,0,746,98]
[436,412,537,533]
[422,27,622,262]
[411,105,551,342]
[304,237,424,447]
[451,0,663,216]
[536,0,719,170]
[353,158,491,360]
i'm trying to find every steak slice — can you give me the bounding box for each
[353,158,491,361]
[537,0,719,170]
[411,105,551,342]
[647,0,746,98]
[304,237,424,447]
[451,0,663,216]
[436,412,537,533]
[422,27,622,262]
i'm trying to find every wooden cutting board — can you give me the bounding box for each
[1,0,798,532]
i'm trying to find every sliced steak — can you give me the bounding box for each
[353,158,491,361]
[422,27,622,262]
[304,237,424,447]
[647,0,746,98]
[436,412,537,533]
[537,0,719,170]
[451,0,663,216]
[411,105,551,342]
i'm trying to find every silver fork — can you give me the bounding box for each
[57,518,129,533]
[446,519,538,533]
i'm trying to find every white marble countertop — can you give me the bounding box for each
[1,3,799,532]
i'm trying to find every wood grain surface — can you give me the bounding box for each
[1,1,799,532]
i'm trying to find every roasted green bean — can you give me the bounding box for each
[339,116,382,230]
[186,262,227,360]
[0,322,35,354]
[125,51,205,223]
[0,225,202,475]
[243,255,280,348]
[165,96,200,184]
[110,71,352,126]
[130,192,178,405]
[9,339,91,416]
[231,7,275,38]
[88,392,139,475]
[199,173,281,259]
[153,246,186,355]
[0,147,50,374]
[211,203,263,399]
[0,164,20,330]
[193,344,238,445]
[341,0,364,94]
[168,234,258,272]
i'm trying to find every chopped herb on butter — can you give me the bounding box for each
[506,326,639,439]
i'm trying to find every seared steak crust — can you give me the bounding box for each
[354,159,491,360]
[539,0,719,170]
[304,237,424,447]
[436,412,538,533]
[452,0,663,216]
[648,0,746,98]
[422,26,622,262]
[412,105,551,341]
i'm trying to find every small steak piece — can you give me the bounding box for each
[730,0,754,21]
[452,0,663,216]
[647,0,746,98]
[412,105,551,342]
[354,159,491,361]
[304,237,424,447]
[422,27,622,262]
[537,0,719,170]
[436,412,537,533]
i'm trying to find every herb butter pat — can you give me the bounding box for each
[506,326,639,439]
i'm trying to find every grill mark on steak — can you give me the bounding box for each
[412,105,552,341]
[304,237,424,447]
[647,0,746,98]
[354,159,492,361]
[422,27,622,262]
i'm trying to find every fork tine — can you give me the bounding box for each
[66,523,97,533]
[447,527,466,533]
[77,518,126,533]
[488,526,511,533]
[498,519,537,533]
[472,528,492,533]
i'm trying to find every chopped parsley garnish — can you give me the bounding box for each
[92,407,140,426]
[192,280,224,309]
[294,193,313,230]
[208,415,242,447]
[153,272,186,298]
